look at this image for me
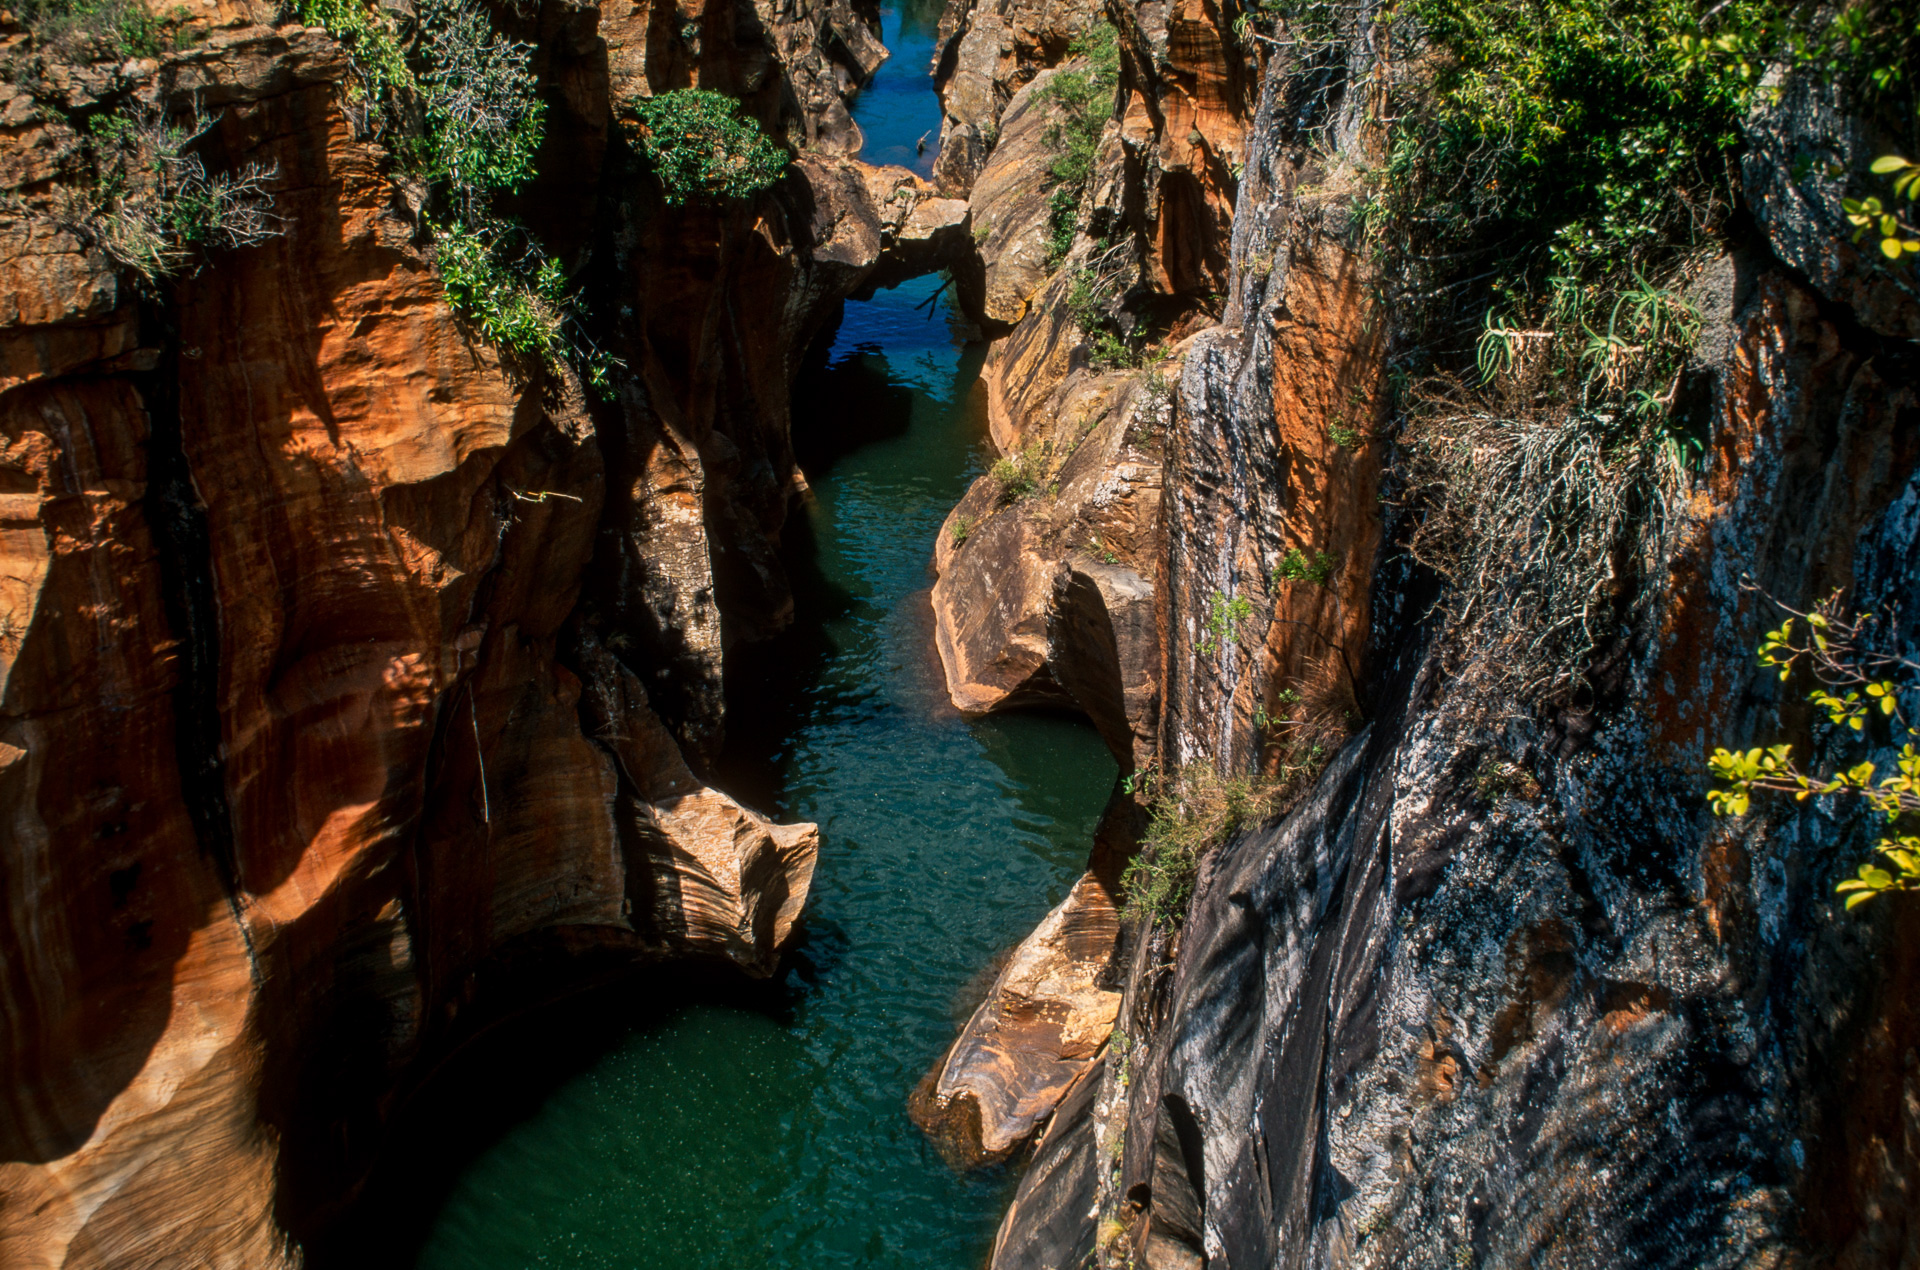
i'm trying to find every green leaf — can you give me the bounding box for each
[1870,154,1912,175]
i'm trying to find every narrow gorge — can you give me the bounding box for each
[1,0,1916,1264]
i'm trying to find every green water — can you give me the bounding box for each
[383,16,1118,1263]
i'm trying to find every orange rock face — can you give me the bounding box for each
[910,871,1122,1166]
[0,0,956,1262]
[1111,0,1251,299]
[1163,214,1384,773]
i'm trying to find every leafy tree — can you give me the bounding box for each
[415,0,547,213]
[627,90,788,206]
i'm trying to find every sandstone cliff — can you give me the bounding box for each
[913,0,1254,1167]
[0,0,966,1263]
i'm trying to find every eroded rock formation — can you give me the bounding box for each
[914,0,1263,1168]
[910,870,1122,1166]
[953,9,1920,1270]
[0,0,965,1262]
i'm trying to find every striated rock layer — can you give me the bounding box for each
[915,0,1262,1168]
[910,871,1123,1167]
[965,11,1920,1270]
[0,0,965,1263]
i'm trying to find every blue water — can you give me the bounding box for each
[852,0,942,177]
[369,18,1118,1267]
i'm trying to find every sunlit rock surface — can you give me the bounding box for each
[0,0,966,1260]
[911,872,1122,1166]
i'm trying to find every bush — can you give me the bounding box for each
[415,0,546,212]
[1120,763,1278,926]
[990,439,1047,503]
[627,90,788,206]
[1274,547,1335,588]
[1368,0,1917,329]
[47,104,280,283]
[434,220,565,357]
[298,0,412,103]
[1376,0,1754,300]
[294,0,624,392]
[1038,18,1120,268]
[1197,590,1254,656]
[1065,238,1140,367]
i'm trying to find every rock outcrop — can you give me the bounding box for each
[961,14,1920,1270]
[932,357,1166,767]
[926,0,1099,191]
[915,0,1261,1168]
[956,63,1071,328]
[910,871,1122,1166]
[0,0,965,1264]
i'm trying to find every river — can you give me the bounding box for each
[369,10,1116,1266]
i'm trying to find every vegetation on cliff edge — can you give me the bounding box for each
[626,90,789,206]
[298,0,622,390]
[1358,0,1913,710]
[1038,17,1120,270]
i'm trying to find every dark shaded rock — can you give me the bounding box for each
[989,1053,1108,1270]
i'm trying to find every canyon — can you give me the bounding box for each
[0,0,1915,1266]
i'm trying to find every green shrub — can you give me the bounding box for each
[1844,155,1920,263]
[415,0,546,209]
[990,440,1047,503]
[434,220,565,357]
[627,90,788,206]
[1038,18,1120,268]
[1274,548,1336,588]
[1372,0,1916,320]
[298,0,412,100]
[295,0,623,392]
[1121,763,1277,926]
[1196,590,1254,656]
[1706,590,1920,910]
[1377,0,1754,298]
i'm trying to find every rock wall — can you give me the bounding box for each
[956,11,1920,1270]
[0,0,966,1263]
[914,0,1267,1171]
[927,0,1258,772]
